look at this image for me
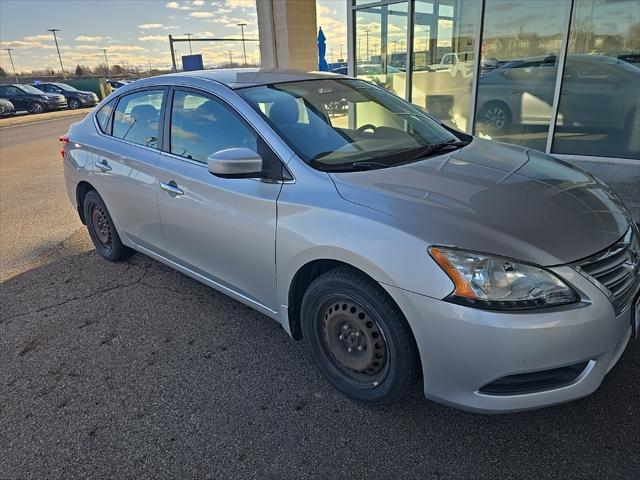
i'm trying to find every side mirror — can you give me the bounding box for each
[207,147,263,179]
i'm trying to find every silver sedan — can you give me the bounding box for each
[61,69,640,413]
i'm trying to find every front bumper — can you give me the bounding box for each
[0,105,15,116]
[384,265,636,413]
[76,96,98,107]
[44,100,68,111]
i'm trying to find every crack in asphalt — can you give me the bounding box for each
[0,264,165,324]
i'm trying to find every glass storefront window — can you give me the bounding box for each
[355,2,409,99]
[474,0,569,150]
[411,0,479,132]
[552,0,640,160]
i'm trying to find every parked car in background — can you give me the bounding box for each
[430,52,474,78]
[0,84,67,113]
[476,54,640,134]
[61,69,639,413]
[0,98,15,117]
[33,82,98,110]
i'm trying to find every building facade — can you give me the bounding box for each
[347,0,640,219]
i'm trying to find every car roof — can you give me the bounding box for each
[159,68,347,89]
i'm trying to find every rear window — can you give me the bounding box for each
[95,98,117,134]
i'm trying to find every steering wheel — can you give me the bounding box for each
[356,124,377,134]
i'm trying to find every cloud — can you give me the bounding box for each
[75,45,101,50]
[225,0,254,8]
[107,45,146,52]
[75,35,105,42]
[207,14,247,25]
[193,0,204,5]
[1,40,55,49]
[190,11,214,17]
[317,4,335,16]
[166,1,191,9]
[22,34,53,42]
[139,35,167,42]
[139,23,164,29]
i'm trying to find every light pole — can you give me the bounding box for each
[46,28,66,78]
[101,48,111,80]
[184,33,193,55]
[365,29,370,62]
[237,23,247,67]
[228,50,233,66]
[5,48,18,83]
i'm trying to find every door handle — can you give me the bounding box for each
[95,160,111,172]
[160,181,184,196]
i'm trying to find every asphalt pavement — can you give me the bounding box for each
[1,117,639,479]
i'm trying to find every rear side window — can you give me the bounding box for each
[95,98,117,134]
[112,90,164,148]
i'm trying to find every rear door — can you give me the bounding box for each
[155,87,284,311]
[85,88,167,253]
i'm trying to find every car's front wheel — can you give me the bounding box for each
[301,267,420,406]
[83,190,134,262]
[68,98,80,110]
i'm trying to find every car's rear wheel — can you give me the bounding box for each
[478,101,511,134]
[83,190,134,262]
[68,98,80,110]
[29,102,44,114]
[301,267,420,406]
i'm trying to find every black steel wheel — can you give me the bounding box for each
[319,297,390,388]
[83,190,134,262]
[301,267,420,406]
[90,203,113,253]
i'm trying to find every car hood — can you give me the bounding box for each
[330,138,632,266]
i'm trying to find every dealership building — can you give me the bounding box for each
[258,0,639,219]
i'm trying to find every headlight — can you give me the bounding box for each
[429,246,579,310]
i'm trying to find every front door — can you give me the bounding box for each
[156,88,283,311]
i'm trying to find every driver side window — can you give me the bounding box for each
[170,90,258,163]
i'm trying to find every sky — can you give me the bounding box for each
[0,0,347,73]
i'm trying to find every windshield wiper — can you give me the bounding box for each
[406,139,470,161]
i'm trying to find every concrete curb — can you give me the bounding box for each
[0,109,89,128]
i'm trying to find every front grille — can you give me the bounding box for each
[576,227,640,315]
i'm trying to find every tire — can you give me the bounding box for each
[68,98,80,110]
[478,101,511,134]
[301,267,420,406]
[83,190,134,262]
[29,102,44,114]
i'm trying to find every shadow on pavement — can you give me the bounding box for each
[1,247,639,479]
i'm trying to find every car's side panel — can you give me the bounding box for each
[156,153,282,311]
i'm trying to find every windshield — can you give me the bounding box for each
[18,85,47,95]
[238,79,463,171]
[53,82,78,91]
